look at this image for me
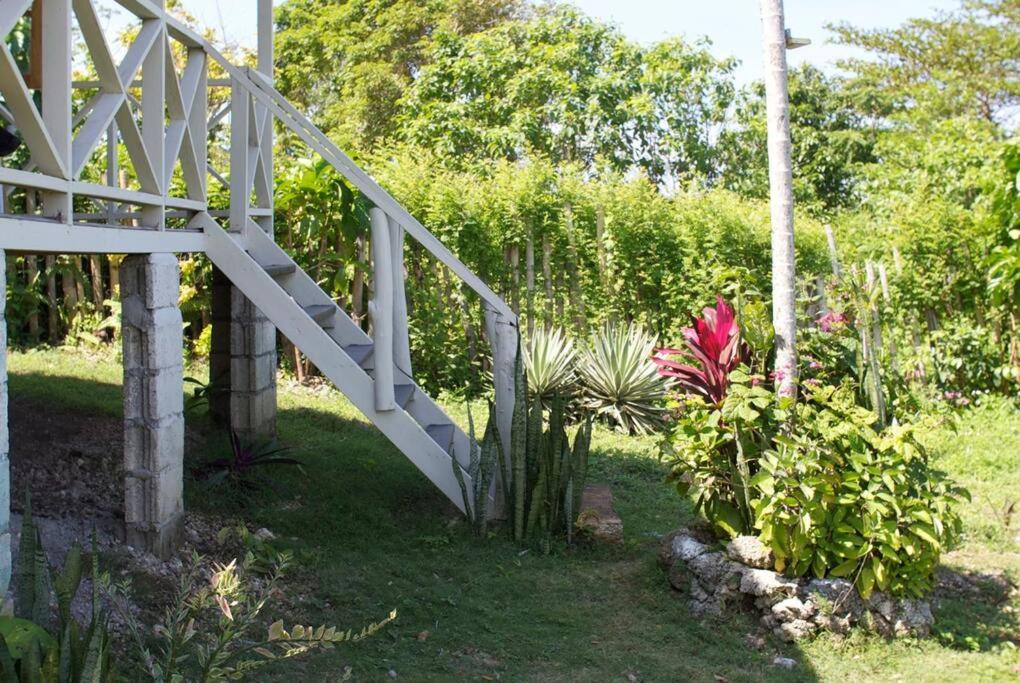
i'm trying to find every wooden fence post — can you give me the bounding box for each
[563,203,585,333]
[824,224,841,279]
[525,235,535,339]
[542,233,553,326]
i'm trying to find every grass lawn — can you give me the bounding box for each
[7,346,1020,682]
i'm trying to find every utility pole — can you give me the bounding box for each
[759,0,808,399]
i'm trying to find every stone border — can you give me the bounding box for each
[660,529,934,641]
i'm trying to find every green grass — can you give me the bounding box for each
[7,346,1020,682]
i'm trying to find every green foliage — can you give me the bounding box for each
[276,0,524,150]
[718,64,876,214]
[523,327,576,402]
[519,396,593,545]
[661,372,970,599]
[116,552,395,682]
[3,495,115,682]
[754,383,969,599]
[928,317,1008,394]
[660,371,774,538]
[497,347,593,545]
[400,4,734,180]
[578,322,666,435]
[452,401,502,535]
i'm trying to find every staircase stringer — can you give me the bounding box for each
[243,224,477,474]
[198,213,472,512]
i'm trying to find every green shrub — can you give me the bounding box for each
[524,326,577,402]
[753,382,968,598]
[661,373,969,598]
[928,316,1008,395]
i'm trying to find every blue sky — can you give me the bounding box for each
[163,0,961,84]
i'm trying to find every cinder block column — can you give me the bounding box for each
[209,267,277,441]
[0,250,10,595]
[121,254,184,558]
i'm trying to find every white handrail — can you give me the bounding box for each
[235,67,517,322]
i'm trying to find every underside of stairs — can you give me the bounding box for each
[201,214,480,513]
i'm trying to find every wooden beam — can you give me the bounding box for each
[0,216,205,253]
[25,0,41,89]
[0,0,34,40]
[40,0,72,220]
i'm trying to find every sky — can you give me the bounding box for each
[128,0,963,85]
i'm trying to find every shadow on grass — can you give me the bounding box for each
[931,567,1019,652]
[7,369,824,680]
[8,366,124,417]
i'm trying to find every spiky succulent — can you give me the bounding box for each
[524,327,577,401]
[578,322,667,435]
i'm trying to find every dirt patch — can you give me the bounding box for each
[9,395,125,519]
[8,394,207,521]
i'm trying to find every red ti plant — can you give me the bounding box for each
[652,297,749,405]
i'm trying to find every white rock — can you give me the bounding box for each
[776,618,817,642]
[740,569,799,601]
[727,536,773,569]
[671,534,710,562]
[771,597,815,621]
[772,656,797,669]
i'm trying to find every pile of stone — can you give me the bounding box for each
[660,528,934,641]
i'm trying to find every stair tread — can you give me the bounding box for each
[344,343,374,366]
[302,304,336,328]
[425,423,455,452]
[263,262,297,277]
[394,383,415,408]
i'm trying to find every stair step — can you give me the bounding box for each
[344,343,374,366]
[263,262,297,278]
[394,383,415,408]
[425,423,454,452]
[303,304,336,328]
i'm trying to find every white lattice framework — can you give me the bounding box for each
[0,0,520,515]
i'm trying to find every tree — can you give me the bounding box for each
[275,0,524,151]
[759,0,798,399]
[398,4,735,181]
[829,0,1020,126]
[717,65,875,214]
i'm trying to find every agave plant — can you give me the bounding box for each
[653,297,748,405]
[524,327,577,401]
[578,322,666,435]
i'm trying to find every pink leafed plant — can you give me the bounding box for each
[817,310,848,333]
[652,297,749,405]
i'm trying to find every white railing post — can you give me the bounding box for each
[40,0,72,223]
[229,77,249,234]
[141,0,165,228]
[389,216,412,378]
[484,304,518,515]
[370,207,396,411]
[105,122,118,223]
[190,47,208,203]
[256,0,273,237]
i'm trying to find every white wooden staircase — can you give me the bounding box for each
[197,66,519,516]
[202,214,484,512]
[0,0,519,518]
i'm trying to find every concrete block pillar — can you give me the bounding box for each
[0,250,10,594]
[121,254,184,558]
[209,267,277,441]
